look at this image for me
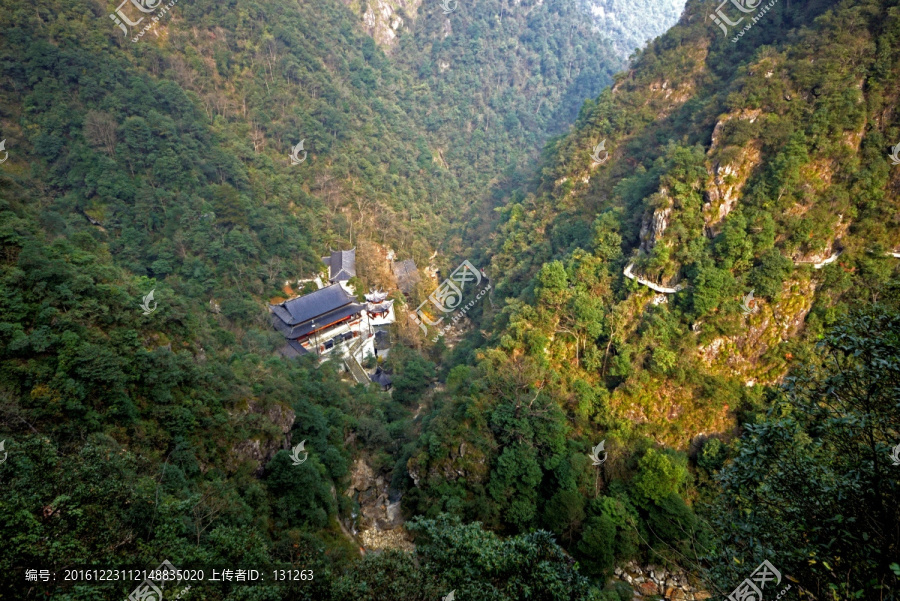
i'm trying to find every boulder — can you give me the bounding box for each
[638,581,658,596]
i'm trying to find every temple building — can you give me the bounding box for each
[322,248,356,284]
[392,259,420,296]
[272,246,400,385]
[271,283,396,367]
[365,289,394,358]
[364,289,395,323]
[270,283,366,358]
[370,366,392,390]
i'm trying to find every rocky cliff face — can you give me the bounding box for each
[639,188,673,253]
[228,401,295,475]
[341,0,423,48]
[407,440,489,488]
[703,109,763,235]
[345,457,413,551]
[614,561,711,600]
[697,278,816,385]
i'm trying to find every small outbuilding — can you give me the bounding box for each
[322,248,356,283]
[392,259,420,296]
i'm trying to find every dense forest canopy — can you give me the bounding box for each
[0,0,898,599]
[585,0,687,57]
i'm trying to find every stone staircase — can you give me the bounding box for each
[344,337,369,385]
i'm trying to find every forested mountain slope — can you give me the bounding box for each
[405,0,900,598]
[586,0,687,57]
[477,0,900,442]
[0,0,621,597]
[339,0,625,254]
[0,0,898,598]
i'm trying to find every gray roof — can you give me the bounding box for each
[270,284,364,338]
[371,367,392,389]
[280,339,311,358]
[374,329,391,350]
[365,289,389,303]
[322,248,356,282]
[392,259,420,294]
[272,302,365,339]
[271,284,354,325]
[367,299,394,314]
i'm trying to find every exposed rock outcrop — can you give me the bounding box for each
[228,401,295,475]
[613,561,711,600]
[703,109,763,234]
[345,457,413,551]
[611,39,706,119]
[343,0,422,48]
[407,440,488,489]
[639,188,673,253]
[697,278,815,384]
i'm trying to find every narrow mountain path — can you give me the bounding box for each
[793,251,842,269]
[345,356,369,385]
[623,262,685,294]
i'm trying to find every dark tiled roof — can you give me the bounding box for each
[371,367,392,389]
[367,300,394,314]
[322,248,356,282]
[272,301,365,339]
[271,284,354,325]
[374,329,391,350]
[393,259,420,294]
[280,339,311,358]
[270,284,365,338]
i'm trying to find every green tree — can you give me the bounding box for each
[408,514,593,601]
[576,495,639,577]
[391,349,436,406]
[690,264,736,316]
[577,515,617,576]
[709,308,900,599]
[488,443,542,531]
[748,248,792,299]
[632,447,690,505]
[543,489,586,544]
